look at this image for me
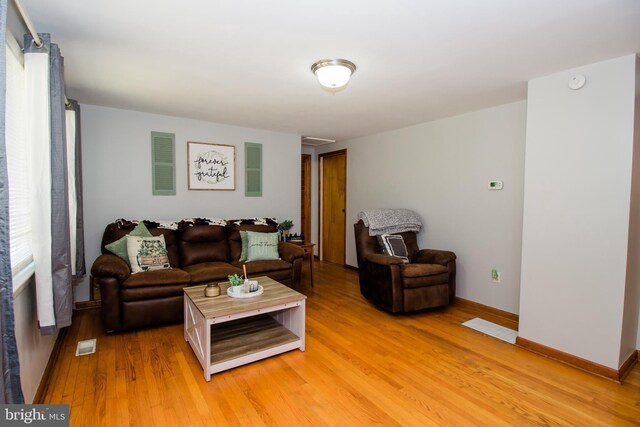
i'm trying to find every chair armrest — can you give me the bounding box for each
[278,242,305,263]
[90,254,131,282]
[364,253,404,266]
[414,249,456,266]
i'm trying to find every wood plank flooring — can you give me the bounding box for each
[41,261,640,426]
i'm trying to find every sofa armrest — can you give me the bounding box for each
[90,253,131,282]
[364,253,404,266]
[278,242,305,263]
[414,249,456,266]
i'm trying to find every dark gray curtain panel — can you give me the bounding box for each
[0,0,25,404]
[67,99,86,277]
[47,42,73,333]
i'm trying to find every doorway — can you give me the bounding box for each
[319,149,346,264]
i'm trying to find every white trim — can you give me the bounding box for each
[12,261,36,298]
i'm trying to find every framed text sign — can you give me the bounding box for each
[187,142,236,190]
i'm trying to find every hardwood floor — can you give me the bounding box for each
[41,261,640,426]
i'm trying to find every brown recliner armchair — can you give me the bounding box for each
[354,220,456,313]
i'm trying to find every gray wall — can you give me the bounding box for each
[316,101,527,314]
[76,105,301,301]
[519,54,639,369]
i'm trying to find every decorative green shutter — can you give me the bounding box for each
[151,131,176,195]
[245,142,262,197]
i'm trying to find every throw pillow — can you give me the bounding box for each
[239,230,249,262]
[377,234,410,263]
[104,222,152,264]
[245,231,280,262]
[126,234,171,274]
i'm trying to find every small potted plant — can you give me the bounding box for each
[228,274,244,294]
[278,220,294,241]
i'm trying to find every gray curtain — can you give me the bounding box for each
[47,41,73,333]
[67,99,86,277]
[0,0,25,404]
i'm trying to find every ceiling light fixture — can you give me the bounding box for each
[311,59,356,90]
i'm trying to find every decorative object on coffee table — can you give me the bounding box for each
[204,283,221,297]
[227,284,263,298]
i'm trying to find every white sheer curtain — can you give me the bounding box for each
[24,33,55,331]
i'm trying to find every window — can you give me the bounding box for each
[5,37,33,280]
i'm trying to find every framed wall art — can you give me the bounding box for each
[187,142,236,190]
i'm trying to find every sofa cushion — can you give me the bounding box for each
[231,259,291,275]
[239,230,249,262]
[226,219,278,261]
[245,231,281,262]
[183,262,242,284]
[179,224,229,266]
[104,222,152,264]
[122,267,190,288]
[101,219,181,267]
[126,235,172,274]
[121,287,186,304]
[402,263,447,278]
[402,263,449,289]
[377,234,409,263]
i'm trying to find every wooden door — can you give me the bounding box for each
[320,150,346,264]
[301,155,312,243]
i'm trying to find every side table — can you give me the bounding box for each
[291,242,316,287]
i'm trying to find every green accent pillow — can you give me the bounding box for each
[239,230,248,262]
[104,222,152,264]
[245,231,280,262]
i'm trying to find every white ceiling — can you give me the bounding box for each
[21,0,640,142]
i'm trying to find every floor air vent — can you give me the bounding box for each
[75,339,97,356]
[462,318,517,344]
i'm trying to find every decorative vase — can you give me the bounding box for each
[204,283,220,297]
[282,230,289,241]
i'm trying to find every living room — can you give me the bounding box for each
[2,1,640,425]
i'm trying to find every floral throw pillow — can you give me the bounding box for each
[126,235,171,274]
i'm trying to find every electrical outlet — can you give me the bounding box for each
[491,269,501,283]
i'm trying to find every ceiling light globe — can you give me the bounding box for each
[311,59,356,89]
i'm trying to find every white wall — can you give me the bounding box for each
[77,105,301,301]
[519,55,638,369]
[14,280,57,403]
[316,101,527,314]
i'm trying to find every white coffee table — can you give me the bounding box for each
[183,276,306,381]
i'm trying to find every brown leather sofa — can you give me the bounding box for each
[354,220,456,313]
[91,218,304,332]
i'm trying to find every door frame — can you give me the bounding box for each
[318,149,347,263]
[301,154,312,243]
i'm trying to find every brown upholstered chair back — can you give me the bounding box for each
[354,220,420,264]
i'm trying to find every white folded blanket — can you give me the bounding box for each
[357,209,422,236]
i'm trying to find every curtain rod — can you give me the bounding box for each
[12,0,42,48]
[12,0,70,107]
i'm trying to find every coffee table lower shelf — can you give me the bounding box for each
[184,291,305,381]
[211,314,300,366]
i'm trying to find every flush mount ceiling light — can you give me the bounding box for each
[311,59,356,90]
